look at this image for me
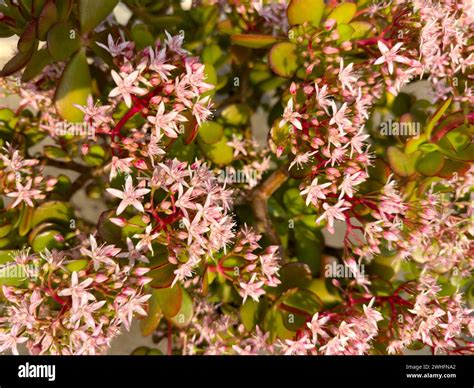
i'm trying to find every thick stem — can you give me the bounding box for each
[250,163,289,258]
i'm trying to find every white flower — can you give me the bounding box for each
[6,179,41,208]
[147,101,187,138]
[106,176,150,215]
[280,98,302,130]
[300,178,331,206]
[374,41,410,74]
[109,70,147,108]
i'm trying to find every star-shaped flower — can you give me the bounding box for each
[106,176,150,215]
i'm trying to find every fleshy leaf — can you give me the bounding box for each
[78,0,118,34]
[327,2,357,24]
[231,34,282,48]
[269,42,298,78]
[54,49,92,121]
[287,0,324,26]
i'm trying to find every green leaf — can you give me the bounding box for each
[78,0,118,34]
[287,0,324,26]
[83,144,106,166]
[47,22,80,61]
[391,92,411,117]
[120,215,146,239]
[240,299,265,332]
[426,97,452,138]
[37,0,58,40]
[140,290,163,336]
[269,42,298,78]
[336,23,354,42]
[418,142,439,153]
[327,2,357,24]
[437,159,470,179]
[31,229,64,252]
[54,49,92,122]
[349,21,373,39]
[199,137,234,165]
[19,205,34,236]
[416,151,445,176]
[387,146,419,177]
[283,188,312,216]
[32,201,74,227]
[279,288,322,331]
[444,128,471,151]
[169,287,193,328]
[293,222,323,275]
[131,23,154,50]
[0,224,12,239]
[197,121,224,145]
[22,47,53,82]
[44,145,71,162]
[201,44,222,65]
[56,0,73,20]
[0,43,37,77]
[221,103,251,126]
[18,21,37,53]
[279,262,312,290]
[66,259,89,272]
[202,63,217,98]
[154,284,183,319]
[308,279,342,306]
[231,34,282,48]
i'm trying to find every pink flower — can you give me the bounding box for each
[149,48,176,80]
[96,34,134,57]
[374,41,410,74]
[329,101,351,133]
[0,326,28,355]
[73,95,112,126]
[6,179,42,208]
[165,31,189,56]
[280,98,302,130]
[109,70,147,108]
[227,134,248,157]
[58,271,95,308]
[147,101,187,138]
[307,313,330,343]
[106,176,150,215]
[133,225,159,254]
[107,156,133,180]
[300,178,331,206]
[289,151,317,170]
[316,201,349,234]
[239,273,265,303]
[338,60,358,92]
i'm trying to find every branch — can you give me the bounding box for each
[250,163,289,258]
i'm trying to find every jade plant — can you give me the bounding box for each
[0,0,472,355]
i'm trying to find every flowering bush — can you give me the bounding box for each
[0,0,472,355]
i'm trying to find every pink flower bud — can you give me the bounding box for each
[134,267,150,276]
[324,19,337,31]
[290,82,297,95]
[276,146,284,158]
[133,159,147,170]
[323,46,339,55]
[164,83,174,94]
[110,217,127,227]
[95,274,108,283]
[81,144,89,155]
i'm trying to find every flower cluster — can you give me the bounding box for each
[414,0,474,102]
[0,242,150,355]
